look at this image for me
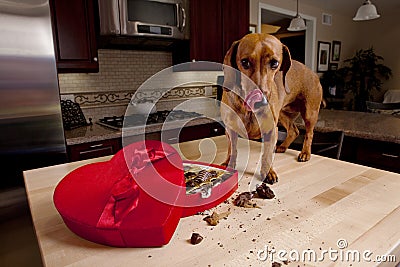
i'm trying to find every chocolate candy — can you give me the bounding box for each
[190,233,203,245]
[256,183,275,199]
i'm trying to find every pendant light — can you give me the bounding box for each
[353,0,380,21]
[287,0,306,31]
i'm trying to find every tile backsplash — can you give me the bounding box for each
[58,49,221,121]
[58,49,172,94]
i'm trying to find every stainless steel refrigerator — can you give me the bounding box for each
[0,0,67,188]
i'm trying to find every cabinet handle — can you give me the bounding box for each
[382,153,399,158]
[167,137,178,141]
[89,144,103,148]
[93,57,98,62]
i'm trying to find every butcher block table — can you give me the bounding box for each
[24,136,400,267]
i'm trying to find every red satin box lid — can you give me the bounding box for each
[53,140,237,248]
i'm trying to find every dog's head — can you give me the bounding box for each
[223,33,291,111]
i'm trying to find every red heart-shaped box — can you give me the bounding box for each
[53,140,185,247]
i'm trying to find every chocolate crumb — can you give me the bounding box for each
[255,183,275,199]
[190,233,203,245]
[283,260,290,265]
[203,211,231,226]
[148,255,152,258]
[272,262,282,267]
[233,192,253,207]
[266,217,271,220]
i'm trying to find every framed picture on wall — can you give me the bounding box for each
[329,62,338,70]
[331,40,341,62]
[317,41,331,72]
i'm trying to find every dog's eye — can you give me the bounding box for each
[270,59,279,70]
[240,59,251,70]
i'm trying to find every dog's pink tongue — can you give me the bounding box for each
[244,89,263,111]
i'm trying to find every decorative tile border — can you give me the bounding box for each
[74,92,133,106]
[62,86,218,108]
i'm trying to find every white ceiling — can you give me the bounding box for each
[300,0,400,17]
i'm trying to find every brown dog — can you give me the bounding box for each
[220,33,322,184]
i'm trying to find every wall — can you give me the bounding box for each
[356,8,400,96]
[250,0,399,100]
[58,49,221,120]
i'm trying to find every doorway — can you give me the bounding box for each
[258,3,316,71]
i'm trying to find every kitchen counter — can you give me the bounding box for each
[24,136,400,266]
[65,109,400,146]
[299,109,400,144]
[64,116,217,145]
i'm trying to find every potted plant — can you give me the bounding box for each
[338,48,392,111]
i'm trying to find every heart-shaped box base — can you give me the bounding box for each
[182,161,238,217]
[53,140,185,247]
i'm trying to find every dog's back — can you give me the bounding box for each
[283,60,323,111]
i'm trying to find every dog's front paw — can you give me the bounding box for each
[275,145,287,153]
[298,151,311,162]
[263,169,279,185]
[221,160,236,169]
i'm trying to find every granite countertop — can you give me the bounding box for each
[65,108,400,146]
[297,109,400,144]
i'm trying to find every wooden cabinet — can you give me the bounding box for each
[162,122,225,144]
[190,0,249,63]
[50,0,99,73]
[341,137,399,173]
[67,122,225,161]
[355,139,399,173]
[68,138,121,162]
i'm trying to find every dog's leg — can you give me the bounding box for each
[298,108,319,162]
[222,128,238,169]
[276,110,300,153]
[261,130,278,184]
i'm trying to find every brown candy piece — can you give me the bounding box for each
[203,211,231,226]
[233,192,260,208]
[256,183,275,199]
[190,233,203,245]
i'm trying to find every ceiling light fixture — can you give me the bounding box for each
[353,0,381,21]
[288,0,307,31]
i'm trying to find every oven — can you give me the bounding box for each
[97,110,203,130]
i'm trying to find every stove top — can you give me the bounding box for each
[97,110,203,130]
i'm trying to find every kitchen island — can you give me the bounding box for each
[24,136,400,266]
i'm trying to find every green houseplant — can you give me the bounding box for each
[339,48,392,111]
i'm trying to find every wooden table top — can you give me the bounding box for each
[24,136,400,267]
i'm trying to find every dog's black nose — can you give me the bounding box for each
[254,95,268,109]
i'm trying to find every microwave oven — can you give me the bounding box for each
[98,0,187,39]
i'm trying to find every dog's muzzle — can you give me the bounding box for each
[244,89,268,111]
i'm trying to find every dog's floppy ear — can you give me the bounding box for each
[223,40,241,91]
[280,44,292,94]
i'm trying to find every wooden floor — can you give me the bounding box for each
[0,187,42,267]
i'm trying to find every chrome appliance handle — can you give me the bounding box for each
[178,4,186,32]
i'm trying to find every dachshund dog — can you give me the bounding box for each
[220,33,322,184]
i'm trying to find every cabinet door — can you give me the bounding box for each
[190,0,249,64]
[190,0,223,63]
[50,0,98,73]
[68,139,121,162]
[221,0,249,55]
